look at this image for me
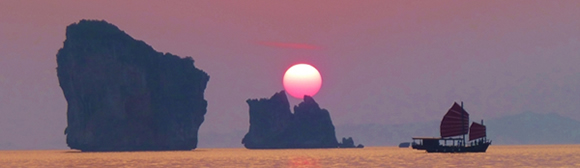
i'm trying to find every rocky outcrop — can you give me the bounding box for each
[398,142,411,148]
[242,91,339,149]
[338,137,364,148]
[57,20,209,151]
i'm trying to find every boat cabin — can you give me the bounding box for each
[412,137,466,148]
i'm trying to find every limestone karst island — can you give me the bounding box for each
[57,20,209,151]
[243,91,363,149]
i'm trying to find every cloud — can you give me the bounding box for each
[257,41,322,50]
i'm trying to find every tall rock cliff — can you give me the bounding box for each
[57,20,209,151]
[242,91,339,149]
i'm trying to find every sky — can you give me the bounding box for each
[1,0,580,149]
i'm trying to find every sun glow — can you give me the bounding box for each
[283,64,322,99]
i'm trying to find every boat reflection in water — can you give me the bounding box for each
[412,102,491,153]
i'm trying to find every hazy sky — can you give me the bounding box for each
[1,0,579,149]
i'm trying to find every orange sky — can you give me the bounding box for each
[1,0,580,149]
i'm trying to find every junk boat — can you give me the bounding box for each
[412,102,491,153]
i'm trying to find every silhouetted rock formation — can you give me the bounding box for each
[398,142,411,148]
[338,137,364,148]
[242,91,339,149]
[57,20,209,151]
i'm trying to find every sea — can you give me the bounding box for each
[1,145,579,167]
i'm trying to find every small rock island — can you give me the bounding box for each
[57,20,209,151]
[242,91,363,149]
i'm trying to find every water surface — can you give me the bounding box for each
[1,145,579,167]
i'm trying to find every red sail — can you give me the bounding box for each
[440,102,469,138]
[469,122,486,141]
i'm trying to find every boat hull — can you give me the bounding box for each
[413,142,491,153]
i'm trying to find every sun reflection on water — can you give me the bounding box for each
[288,156,320,168]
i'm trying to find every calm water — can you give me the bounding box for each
[1,145,579,167]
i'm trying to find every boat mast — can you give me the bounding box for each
[482,119,485,142]
[461,101,465,147]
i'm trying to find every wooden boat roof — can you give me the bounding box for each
[412,137,464,140]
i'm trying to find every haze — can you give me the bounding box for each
[1,0,579,149]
